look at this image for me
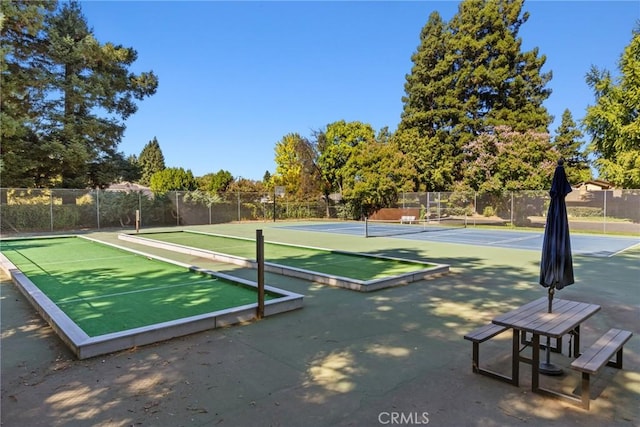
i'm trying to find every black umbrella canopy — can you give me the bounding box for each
[540,160,574,312]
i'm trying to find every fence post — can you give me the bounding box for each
[256,229,265,319]
[474,191,477,216]
[96,188,101,230]
[510,192,514,226]
[138,191,142,229]
[176,192,180,226]
[50,191,54,232]
[603,190,608,234]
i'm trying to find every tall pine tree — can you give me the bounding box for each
[584,27,640,188]
[396,0,552,191]
[138,137,166,186]
[1,1,57,187]
[0,1,158,188]
[553,109,590,184]
[395,11,456,191]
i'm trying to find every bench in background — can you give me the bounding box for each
[400,215,416,224]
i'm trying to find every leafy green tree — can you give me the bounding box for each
[311,128,333,216]
[197,169,233,193]
[553,109,591,184]
[227,177,265,193]
[149,167,197,194]
[273,133,304,194]
[317,120,376,195]
[273,133,321,199]
[0,0,158,188]
[583,27,640,188]
[341,140,416,218]
[183,189,222,208]
[396,0,552,191]
[138,137,165,186]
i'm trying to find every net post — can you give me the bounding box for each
[256,229,265,319]
[135,209,140,233]
[364,217,369,238]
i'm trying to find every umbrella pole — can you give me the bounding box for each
[540,287,563,376]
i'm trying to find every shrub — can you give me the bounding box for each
[483,206,495,217]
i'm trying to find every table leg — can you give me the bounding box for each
[532,333,540,392]
[512,329,520,386]
[574,325,580,357]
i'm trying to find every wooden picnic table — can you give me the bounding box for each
[491,297,601,401]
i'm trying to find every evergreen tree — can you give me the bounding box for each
[553,109,590,184]
[262,170,272,185]
[120,154,141,183]
[0,1,158,188]
[396,0,552,191]
[584,27,640,188]
[1,0,58,187]
[395,11,452,191]
[138,137,165,186]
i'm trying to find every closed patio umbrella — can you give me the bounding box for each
[539,159,575,375]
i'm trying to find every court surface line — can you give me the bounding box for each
[609,242,640,257]
[486,234,541,245]
[56,278,218,305]
[35,255,133,266]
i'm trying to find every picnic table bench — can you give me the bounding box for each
[465,298,633,410]
[570,328,633,409]
[464,323,516,385]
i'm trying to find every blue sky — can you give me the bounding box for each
[79,1,640,181]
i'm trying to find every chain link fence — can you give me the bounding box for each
[1,187,638,236]
[378,190,640,235]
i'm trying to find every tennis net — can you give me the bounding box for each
[364,216,467,238]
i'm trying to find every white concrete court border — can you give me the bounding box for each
[0,235,304,360]
[118,230,450,292]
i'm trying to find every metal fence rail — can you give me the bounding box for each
[1,188,638,236]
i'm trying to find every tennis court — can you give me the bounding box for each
[277,221,640,257]
[118,230,449,291]
[0,235,303,359]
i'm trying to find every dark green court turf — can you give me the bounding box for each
[0,237,276,337]
[139,231,433,280]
